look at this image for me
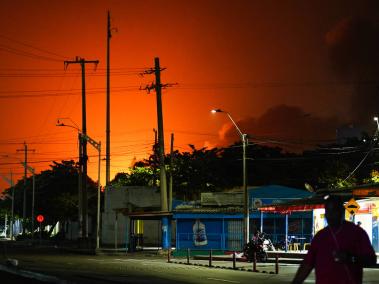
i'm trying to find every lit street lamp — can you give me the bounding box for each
[211,109,249,245]
[57,120,102,249]
[374,117,379,130]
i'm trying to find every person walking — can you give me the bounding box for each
[292,195,376,284]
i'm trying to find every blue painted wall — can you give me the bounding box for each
[174,212,312,250]
[173,185,314,250]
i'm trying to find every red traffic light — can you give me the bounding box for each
[36,215,44,223]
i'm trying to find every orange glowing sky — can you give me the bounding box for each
[1,0,378,191]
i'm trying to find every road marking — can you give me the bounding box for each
[207,278,240,283]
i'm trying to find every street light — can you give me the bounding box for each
[374,117,379,129]
[57,120,102,249]
[211,109,249,245]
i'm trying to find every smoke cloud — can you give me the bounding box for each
[325,17,379,128]
[219,104,340,151]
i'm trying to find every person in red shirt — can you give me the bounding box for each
[292,195,377,284]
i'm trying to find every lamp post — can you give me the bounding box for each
[57,120,102,249]
[211,109,249,245]
[374,117,379,131]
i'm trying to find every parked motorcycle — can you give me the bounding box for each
[243,232,275,262]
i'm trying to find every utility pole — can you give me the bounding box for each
[22,163,35,240]
[140,57,176,250]
[242,133,249,243]
[81,134,101,249]
[78,133,83,238]
[169,133,174,212]
[106,10,113,186]
[154,57,167,212]
[16,142,35,233]
[65,57,99,238]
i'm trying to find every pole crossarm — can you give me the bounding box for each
[64,57,99,70]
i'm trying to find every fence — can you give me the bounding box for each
[169,248,280,274]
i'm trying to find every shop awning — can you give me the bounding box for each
[259,195,325,213]
[260,203,324,213]
[258,184,379,214]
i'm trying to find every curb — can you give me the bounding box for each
[0,264,68,283]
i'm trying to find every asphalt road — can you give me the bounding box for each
[0,271,47,284]
[0,246,379,284]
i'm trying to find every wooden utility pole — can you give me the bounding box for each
[78,132,83,238]
[106,10,113,186]
[16,142,35,233]
[169,133,174,211]
[154,57,168,212]
[65,57,99,238]
[140,57,177,250]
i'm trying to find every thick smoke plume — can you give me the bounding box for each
[326,17,379,129]
[219,105,340,152]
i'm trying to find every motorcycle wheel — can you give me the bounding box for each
[259,252,268,263]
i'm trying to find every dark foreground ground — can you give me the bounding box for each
[0,241,379,284]
[0,271,47,284]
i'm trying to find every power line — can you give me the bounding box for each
[0,70,142,78]
[0,34,69,59]
[175,81,379,89]
[0,44,63,62]
[0,86,138,94]
[0,87,140,99]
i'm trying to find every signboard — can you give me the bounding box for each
[36,214,44,223]
[344,198,360,215]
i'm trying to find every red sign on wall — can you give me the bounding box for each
[36,215,44,223]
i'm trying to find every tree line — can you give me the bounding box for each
[0,135,378,234]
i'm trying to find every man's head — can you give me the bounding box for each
[324,195,345,228]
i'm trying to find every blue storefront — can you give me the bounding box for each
[173,185,313,251]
